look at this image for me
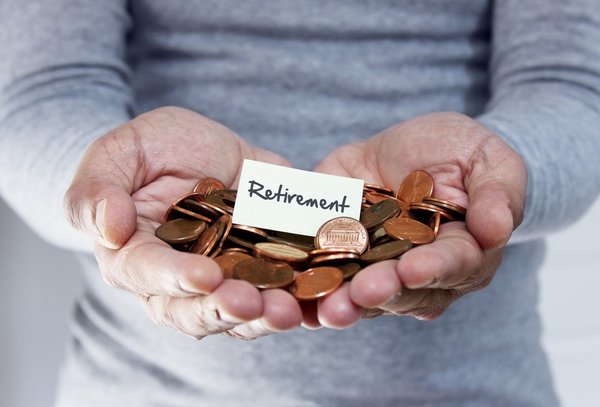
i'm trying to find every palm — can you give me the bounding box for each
[311,112,527,325]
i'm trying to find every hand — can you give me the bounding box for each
[312,112,527,327]
[64,107,303,340]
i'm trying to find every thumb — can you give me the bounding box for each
[64,137,138,249]
[465,142,527,250]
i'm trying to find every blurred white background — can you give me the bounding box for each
[0,197,599,406]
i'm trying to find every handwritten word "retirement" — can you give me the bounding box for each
[247,180,350,213]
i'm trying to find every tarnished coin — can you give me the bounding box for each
[190,224,219,256]
[289,267,344,301]
[369,226,393,246]
[396,170,434,204]
[384,217,436,245]
[214,252,254,279]
[209,213,233,257]
[254,242,309,265]
[155,218,207,245]
[338,262,362,280]
[360,199,401,231]
[315,217,369,254]
[193,177,226,197]
[360,239,413,263]
[205,190,236,214]
[233,258,295,289]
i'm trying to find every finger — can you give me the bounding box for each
[317,283,362,329]
[465,138,527,249]
[142,279,263,339]
[64,133,138,249]
[225,289,303,339]
[349,260,402,309]
[379,287,459,321]
[95,229,223,297]
[395,222,498,291]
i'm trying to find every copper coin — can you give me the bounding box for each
[360,239,413,263]
[383,217,436,245]
[183,199,228,220]
[360,199,401,231]
[309,248,360,257]
[289,267,344,301]
[208,213,233,257]
[429,211,441,236]
[267,232,315,251]
[314,217,369,254]
[363,183,395,196]
[254,242,309,265]
[205,190,235,214]
[233,258,295,289]
[165,204,213,223]
[396,170,434,204]
[364,191,397,205]
[423,197,467,221]
[369,226,394,246]
[155,218,207,245]
[226,234,258,251]
[214,252,253,279]
[190,224,219,256]
[338,262,362,280]
[309,252,360,267]
[409,202,454,222]
[230,224,269,242]
[193,177,226,197]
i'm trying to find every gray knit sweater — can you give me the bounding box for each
[2,1,600,406]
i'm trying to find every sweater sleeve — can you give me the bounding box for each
[0,0,132,252]
[477,0,600,242]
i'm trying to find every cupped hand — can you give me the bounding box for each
[312,112,527,328]
[64,106,302,340]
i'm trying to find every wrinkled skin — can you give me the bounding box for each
[64,107,526,339]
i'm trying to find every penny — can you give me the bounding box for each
[423,197,467,221]
[309,251,360,267]
[233,258,295,289]
[267,231,315,251]
[289,267,344,301]
[396,170,434,204]
[155,218,207,245]
[363,183,395,196]
[208,213,233,257]
[369,226,393,246]
[183,198,228,220]
[190,224,219,256]
[165,203,212,223]
[193,177,226,197]
[205,190,236,214]
[429,211,441,236]
[360,239,413,263]
[315,217,369,254]
[364,191,397,205]
[214,252,253,279]
[226,234,257,251]
[409,202,454,222]
[384,217,436,245]
[230,224,269,241]
[254,242,309,265]
[360,199,401,231]
[337,262,362,280]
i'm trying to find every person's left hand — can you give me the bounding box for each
[309,112,527,328]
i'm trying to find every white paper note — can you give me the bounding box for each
[232,160,364,237]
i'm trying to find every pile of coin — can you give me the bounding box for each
[155,171,466,301]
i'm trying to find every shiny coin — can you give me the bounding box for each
[208,214,233,257]
[363,183,395,196]
[396,170,434,204]
[233,258,295,289]
[190,224,219,256]
[309,251,361,267]
[384,217,436,245]
[155,218,207,245]
[361,239,413,263]
[360,199,401,231]
[254,242,309,265]
[184,199,228,220]
[315,217,369,254]
[193,177,226,197]
[214,252,254,279]
[289,267,344,301]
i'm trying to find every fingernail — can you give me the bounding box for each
[178,279,203,295]
[94,199,107,240]
[383,292,403,308]
[218,309,247,324]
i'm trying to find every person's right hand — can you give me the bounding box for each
[64,106,303,340]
